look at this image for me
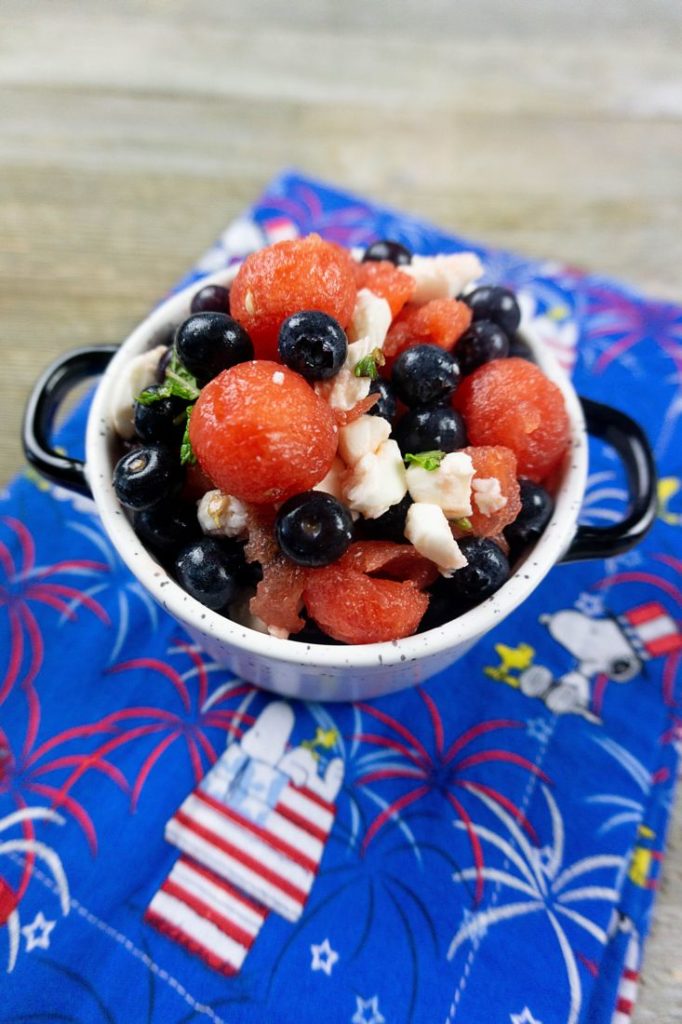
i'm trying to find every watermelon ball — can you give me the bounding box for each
[230,234,357,361]
[278,311,347,381]
[455,321,509,375]
[362,240,412,266]
[392,344,460,408]
[463,286,521,337]
[354,260,415,317]
[189,360,338,504]
[454,358,570,482]
[464,445,521,537]
[384,299,472,360]
[175,313,254,386]
[276,491,354,567]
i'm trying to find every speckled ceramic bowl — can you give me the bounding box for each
[23,264,656,700]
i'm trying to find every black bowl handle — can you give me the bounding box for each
[560,397,657,563]
[22,345,119,497]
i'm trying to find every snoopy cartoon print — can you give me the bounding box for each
[515,601,681,720]
[200,700,344,821]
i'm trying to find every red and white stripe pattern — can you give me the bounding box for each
[618,602,682,660]
[163,781,337,923]
[611,929,640,1024]
[145,856,268,975]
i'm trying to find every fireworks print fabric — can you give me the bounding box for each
[2,172,682,1024]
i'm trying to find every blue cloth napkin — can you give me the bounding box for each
[2,172,681,1024]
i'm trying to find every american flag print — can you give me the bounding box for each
[146,700,343,972]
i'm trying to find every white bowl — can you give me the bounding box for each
[75,264,589,701]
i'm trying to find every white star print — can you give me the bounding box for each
[526,717,553,743]
[510,1007,543,1024]
[352,995,385,1024]
[575,592,605,617]
[21,911,56,952]
[310,937,339,976]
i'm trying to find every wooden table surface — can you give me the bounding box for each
[1,2,681,1019]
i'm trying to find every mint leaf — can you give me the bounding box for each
[404,450,446,472]
[135,350,199,406]
[353,348,386,380]
[180,405,197,466]
[165,351,200,401]
[136,386,165,405]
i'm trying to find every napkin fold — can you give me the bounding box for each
[1,172,681,1024]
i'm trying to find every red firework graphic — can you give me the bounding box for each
[586,287,682,374]
[86,642,257,808]
[353,691,549,902]
[0,515,110,735]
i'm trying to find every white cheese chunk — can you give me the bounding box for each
[404,503,468,577]
[347,288,392,347]
[343,439,407,519]
[338,415,391,466]
[197,490,249,538]
[110,344,167,439]
[404,253,484,304]
[472,476,508,516]
[313,457,347,502]
[406,452,474,518]
[315,366,371,411]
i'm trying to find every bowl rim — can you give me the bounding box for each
[85,261,588,670]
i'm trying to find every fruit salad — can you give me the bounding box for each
[111,234,570,645]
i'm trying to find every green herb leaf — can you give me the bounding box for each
[353,347,386,380]
[180,405,197,466]
[404,450,446,472]
[454,517,472,532]
[165,351,200,401]
[136,387,164,405]
[135,350,200,406]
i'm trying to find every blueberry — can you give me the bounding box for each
[421,538,510,625]
[451,537,510,603]
[368,378,396,421]
[359,494,413,544]
[507,333,536,363]
[134,502,201,557]
[504,480,554,560]
[190,284,230,315]
[174,538,240,611]
[362,240,412,266]
[134,385,188,446]
[463,286,521,336]
[156,345,173,382]
[113,446,181,511]
[275,491,353,567]
[455,321,509,375]
[394,406,467,455]
[175,312,253,385]
[392,344,460,407]
[278,311,347,381]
